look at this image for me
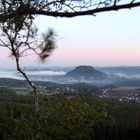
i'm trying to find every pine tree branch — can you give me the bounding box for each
[0,1,140,21]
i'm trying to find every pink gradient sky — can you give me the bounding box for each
[0,7,140,68]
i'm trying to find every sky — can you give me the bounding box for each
[0,6,140,68]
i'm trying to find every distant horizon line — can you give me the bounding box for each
[1,65,140,70]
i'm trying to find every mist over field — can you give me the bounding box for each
[0,69,66,80]
[1,66,140,86]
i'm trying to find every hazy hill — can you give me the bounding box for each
[65,66,108,80]
[57,65,114,85]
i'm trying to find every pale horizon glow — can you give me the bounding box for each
[0,7,140,68]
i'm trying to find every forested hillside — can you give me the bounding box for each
[0,87,140,140]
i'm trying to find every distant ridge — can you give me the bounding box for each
[65,65,108,80]
[97,66,140,75]
[0,78,56,87]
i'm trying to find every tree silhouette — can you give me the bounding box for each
[0,4,57,113]
[0,0,140,21]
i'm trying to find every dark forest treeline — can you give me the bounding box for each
[0,87,140,140]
